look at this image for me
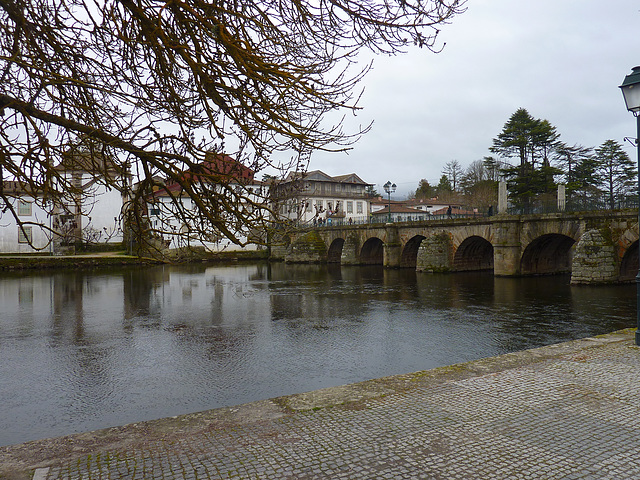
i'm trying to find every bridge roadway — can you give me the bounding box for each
[272,211,639,284]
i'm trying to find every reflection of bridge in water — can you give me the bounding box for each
[272,211,639,285]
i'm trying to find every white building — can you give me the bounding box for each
[0,145,128,254]
[145,155,269,252]
[370,203,432,223]
[0,182,55,253]
[404,198,463,214]
[271,170,373,226]
[53,145,129,246]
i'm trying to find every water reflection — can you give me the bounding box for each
[0,263,634,447]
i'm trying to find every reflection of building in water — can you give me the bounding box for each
[123,266,168,320]
[0,274,53,331]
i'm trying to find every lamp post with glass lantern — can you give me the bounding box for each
[383,181,396,223]
[619,66,640,346]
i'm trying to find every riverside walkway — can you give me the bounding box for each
[1,329,639,480]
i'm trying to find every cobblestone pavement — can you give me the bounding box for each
[2,330,640,479]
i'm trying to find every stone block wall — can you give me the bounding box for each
[416,232,453,273]
[571,229,618,284]
[285,231,327,263]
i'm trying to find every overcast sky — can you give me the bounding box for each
[302,0,640,198]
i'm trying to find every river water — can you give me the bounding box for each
[0,262,634,447]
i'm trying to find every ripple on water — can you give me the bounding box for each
[0,266,634,446]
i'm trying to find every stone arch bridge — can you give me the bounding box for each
[270,211,639,284]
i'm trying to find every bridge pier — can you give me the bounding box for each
[492,219,522,276]
[416,232,453,272]
[383,224,402,268]
[571,229,618,284]
[493,244,522,276]
[341,234,360,265]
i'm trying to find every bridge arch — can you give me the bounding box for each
[453,236,494,272]
[360,237,384,265]
[521,233,575,275]
[401,235,427,268]
[327,238,345,263]
[620,240,638,282]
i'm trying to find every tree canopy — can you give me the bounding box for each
[0,0,466,249]
[413,178,434,199]
[594,139,636,209]
[490,108,562,212]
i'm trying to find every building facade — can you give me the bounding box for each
[146,155,269,252]
[271,171,373,226]
[0,182,54,253]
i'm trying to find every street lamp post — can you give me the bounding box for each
[619,66,640,346]
[383,181,396,223]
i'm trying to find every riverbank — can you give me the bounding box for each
[1,329,638,479]
[0,249,268,271]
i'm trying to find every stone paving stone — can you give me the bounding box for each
[12,333,640,479]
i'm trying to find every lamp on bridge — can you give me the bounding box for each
[619,66,640,346]
[383,181,396,223]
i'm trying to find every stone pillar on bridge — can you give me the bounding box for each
[497,181,508,215]
[492,219,521,276]
[557,184,566,211]
[383,224,402,268]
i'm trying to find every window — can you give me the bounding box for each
[18,200,32,216]
[18,226,33,244]
[327,201,333,212]
[315,200,323,211]
[347,201,353,213]
[356,202,363,214]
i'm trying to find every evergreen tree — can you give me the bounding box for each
[435,175,453,197]
[365,185,379,198]
[490,108,562,212]
[460,160,497,210]
[414,179,434,200]
[554,143,598,207]
[482,156,502,182]
[594,140,636,209]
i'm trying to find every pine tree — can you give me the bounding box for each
[594,140,636,209]
[490,108,562,212]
